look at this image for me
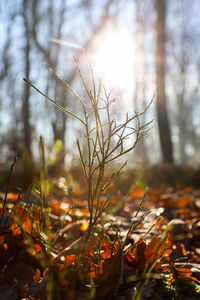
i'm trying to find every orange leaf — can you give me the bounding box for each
[33,244,43,253]
[65,255,75,266]
[23,218,32,233]
[11,224,22,236]
[146,236,162,261]
[190,276,199,282]
[80,221,89,232]
[101,239,119,259]
[90,270,96,279]
[127,239,146,264]
[75,188,83,196]
[15,206,26,218]
[178,267,192,278]
[177,196,194,207]
[129,187,145,201]
[184,187,193,193]
[154,249,172,271]
[3,243,8,250]
[33,268,41,282]
[7,192,19,202]
[149,189,160,202]
[59,255,76,270]
[145,234,172,269]
[50,233,55,240]
[43,268,49,277]
[87,245,95,257]
[50,202,62,215]
[180,243,187,256]
[176,183,183,190]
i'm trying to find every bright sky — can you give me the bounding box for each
[89,24,135,110]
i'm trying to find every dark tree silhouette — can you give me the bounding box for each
[155,0,173,164]
[21,0,32,157]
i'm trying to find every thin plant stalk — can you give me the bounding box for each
[24,60,152,245]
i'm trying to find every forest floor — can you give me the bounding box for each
[0,166,200,299]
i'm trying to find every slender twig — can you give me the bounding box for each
[0,157,17,228]
[23,78,86,126]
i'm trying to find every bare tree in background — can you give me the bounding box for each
[132,0,155,165]
[168,0,200,166]
[31,0,114,158]
[1,0,200,168]
[0,0,115,165]
[21,0,32,158]
[155,0,173,164]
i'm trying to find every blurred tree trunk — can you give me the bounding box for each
[21,0,32,158]
[133,0,150,165]
[155,0,173,164]
[169,2,198,166]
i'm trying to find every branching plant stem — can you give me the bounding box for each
[24,59,152,246]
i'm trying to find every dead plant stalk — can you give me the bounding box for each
[23,59,152,245]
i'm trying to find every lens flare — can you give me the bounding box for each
[90,24,134,107]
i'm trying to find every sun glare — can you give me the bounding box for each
[90,25,134,108]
